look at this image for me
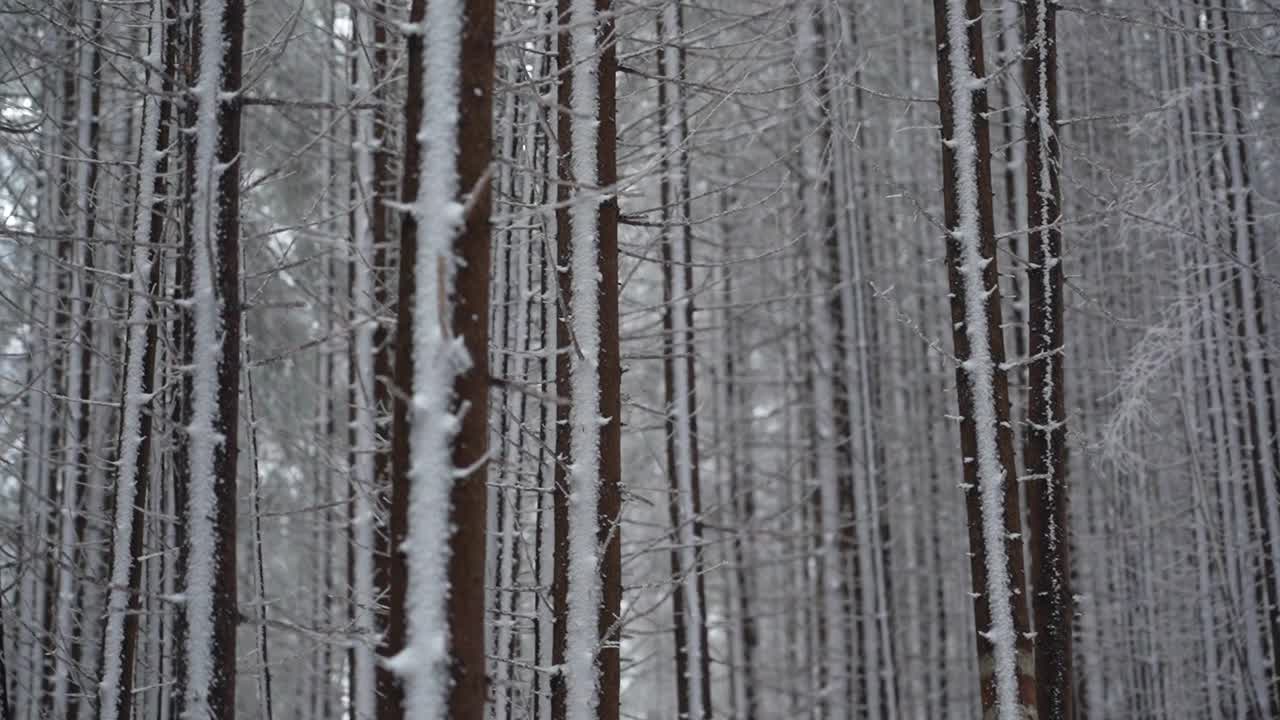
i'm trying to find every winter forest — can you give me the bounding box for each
[2,0,1280,717]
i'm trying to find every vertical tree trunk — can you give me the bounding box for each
[595,5,622,713]
[1021,2,1074,718]
[181,0,244,715]
[551,0,574,711]
[552,0,620,717]
[377,0,426,711]
[365,0,399,703]
[98,1,178,717]
[656,3,710,717]
[169,10,199,707]
[381,0,494,716]
[931,0,1038,717]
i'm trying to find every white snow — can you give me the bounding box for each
[564,1,606,718]
[184,0,231,713]
[395,0,466,717]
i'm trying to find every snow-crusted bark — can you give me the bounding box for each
[564,0,606,715]
[931,0,1036,717]
[97,6,166,718]
[1022,1,1074,717]
[349,17,377,717]
[385,0,494,716]
[183,0,244,714]
[390,0,464,714]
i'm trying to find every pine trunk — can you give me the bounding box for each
[1022,2,1074,718]
[931,0,1038,716]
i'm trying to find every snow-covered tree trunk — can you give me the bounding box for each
[931,0,1038,717]
[181,0,245,714]
[97,2,175,717]
[550,0,621,716]
[380,0,494,716]
[1021,1,1074,718]
[363,0,399,707]
[656,3,710,717]
[566,0,604,714]
[348,10,378,717]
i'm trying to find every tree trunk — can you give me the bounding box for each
[1021,2,1074,719]
[377,0,426,711]
[98,1,177,717]
[181,0,244,714]
[380,0,494,716]
[366,0,399,702]
[930,0,1038,716]
[551,0,621,717]
[657,3,710,717]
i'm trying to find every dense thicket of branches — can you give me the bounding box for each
[2,0,1279,718]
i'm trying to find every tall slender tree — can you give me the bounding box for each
[931,0,1037,716]
[1022,1,1074,718]
[551,0,621,716]
[656,3,710,717]
[97,2,178,718]
[180,0,245,715]
[379,0,494,716]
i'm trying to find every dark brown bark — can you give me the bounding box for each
[448,0,497,716]
[380,0,494,716]
[550,2,621,717]
[169,9,196,706]
[930,0,1037,714]
[378,0,425,714]
[366,1,399,702]
[171,0,244,717]
[597,4,622,717]
[204,0,245,713]
[550,0,573,711]
[1021,2,1073,719]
